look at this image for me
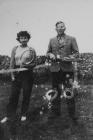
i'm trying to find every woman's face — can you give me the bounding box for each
[19,36,29,45]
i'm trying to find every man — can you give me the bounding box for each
[46,21,79,123]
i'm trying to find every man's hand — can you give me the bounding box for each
[48,53,56,60]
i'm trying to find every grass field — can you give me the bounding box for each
[0,82,93,140]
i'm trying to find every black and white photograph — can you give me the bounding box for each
[0,0,93,140]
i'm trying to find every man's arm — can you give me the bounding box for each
[71,37,79,58]
[46,39,52,56]
[46,39,55,60]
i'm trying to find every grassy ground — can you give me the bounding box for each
[0,82,93,140]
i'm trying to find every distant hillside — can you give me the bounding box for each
[0,55,10,70]
[79,53,93,81]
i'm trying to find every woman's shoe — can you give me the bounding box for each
[0,117,8,123]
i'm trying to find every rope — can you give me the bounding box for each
[0,64,49,74]
[0,68,27,74]
[0,58,81,74]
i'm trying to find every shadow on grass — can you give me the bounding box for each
[0,83,92,140]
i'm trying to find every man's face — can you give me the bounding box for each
[56,22,66,35]
[19,36,29,45]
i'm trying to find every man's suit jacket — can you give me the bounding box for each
[47,34,79,72]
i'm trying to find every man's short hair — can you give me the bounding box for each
[55,21,65,27]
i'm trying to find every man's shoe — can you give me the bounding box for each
[48,111,61,120]
[21,116,26,122]
[0,117,8,123]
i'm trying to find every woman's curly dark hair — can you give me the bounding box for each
[16,31,31,42]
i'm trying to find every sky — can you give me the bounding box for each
[0,0,93,56]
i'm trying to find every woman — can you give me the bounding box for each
[1,31,36,123]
